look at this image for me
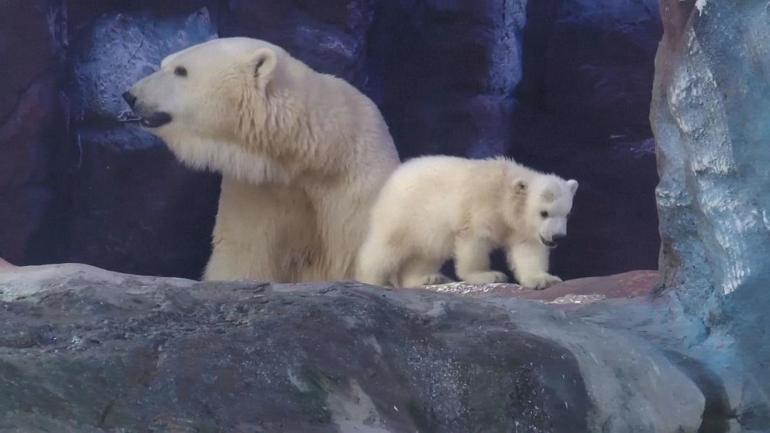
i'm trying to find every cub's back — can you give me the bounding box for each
[371,156,494,228]
[380,155,476,198]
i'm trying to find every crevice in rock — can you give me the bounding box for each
[97,399,117,428]
[664,351,732,433]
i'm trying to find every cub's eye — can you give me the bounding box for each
[540,211,549,219]
[174,66,188,77]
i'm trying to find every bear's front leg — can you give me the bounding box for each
[455,236,508,284]
[204,179,316,282]
[507,240,562,290]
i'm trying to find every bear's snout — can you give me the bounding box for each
[540,234,564,249]
[122,91,137,108]
[119,90,172,128]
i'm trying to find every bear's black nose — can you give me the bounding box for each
[122,91,137,108]
[551,234,566,242]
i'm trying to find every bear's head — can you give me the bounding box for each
[507,175,578,248]
[121,37,291,180]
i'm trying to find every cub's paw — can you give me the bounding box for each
[403,273,454,287]
[462,271,509,285]
[419,273,455,286]
[519,273,562,290]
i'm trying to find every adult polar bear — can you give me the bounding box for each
[123,37,399,282]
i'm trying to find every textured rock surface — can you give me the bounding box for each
[652,0,770,426]
[0,0,62,264]
[369,0,528,159]
[518,136,660,280]
[222,0,378,88]
[422,270,660,305]
[512,0,662,279]
[52,7,221,278]
[518,0,661,133]
[0,0,59,122]
[0,264,705,432]
[69,9,217,122]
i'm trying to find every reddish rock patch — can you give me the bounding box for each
[523,270,661,302]
[0,257,17,271]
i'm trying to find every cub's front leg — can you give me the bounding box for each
[507,240,562,290]
[455,236,508,284]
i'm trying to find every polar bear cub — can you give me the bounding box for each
[356,156,578,290]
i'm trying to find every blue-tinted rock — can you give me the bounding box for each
[653,0,770,421]
[59,139,219,278]
[519,0,661,134]
[509,0,662,279]
[0,0,62,264]
[222,0,378,87]
[0,78,59,263]
[55,8,220,278]
[540,137,660,280]
[69,8,216,123]
[0,187,54,263]
[369,0,528,159]
[0,0,60,121]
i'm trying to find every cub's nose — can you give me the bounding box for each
[122,91,137,108]
[551,233,566,242]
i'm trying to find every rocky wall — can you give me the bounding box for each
[0,0,662,280]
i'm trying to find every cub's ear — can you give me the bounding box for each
[248,47,278,86]
[567,179,579,194]
[513,179,528,196]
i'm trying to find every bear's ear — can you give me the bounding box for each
[567,179,579,195]
[249,47,278,86]
[513,179,527,196]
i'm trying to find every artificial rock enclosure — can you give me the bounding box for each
[0,1,768,432]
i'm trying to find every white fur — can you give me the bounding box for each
[356,156,578,290]
[127,37,399,282]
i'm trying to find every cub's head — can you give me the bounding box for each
[121,37,284,173]
[506,174,578,248]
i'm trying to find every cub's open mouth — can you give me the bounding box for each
[117,110,172,128]
[540,236,558,248]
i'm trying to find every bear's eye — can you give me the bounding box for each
[540,211,549,219]
[174,66,188,77]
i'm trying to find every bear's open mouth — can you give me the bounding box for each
[117,111,172,128]
[540,236,558,248]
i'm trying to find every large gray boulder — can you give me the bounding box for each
[0,264,705,432]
